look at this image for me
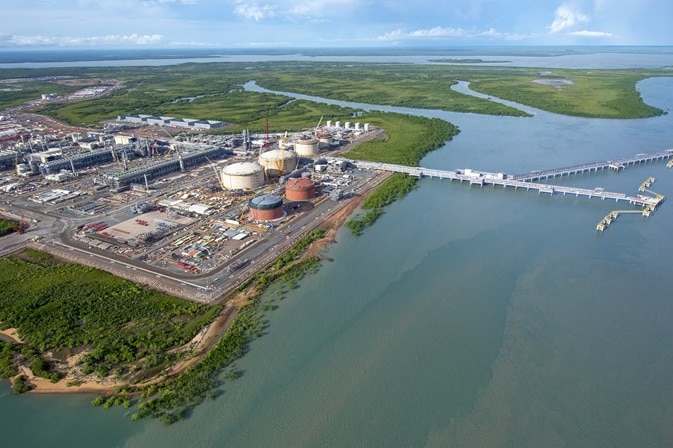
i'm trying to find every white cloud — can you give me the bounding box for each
[548,4,589,33]
[232,0,359,22]
[568,30,613,37]
[377,26,528,42]
[2,33,164,47]
[286,0,359,16]
[234,2,276,20]
[378,27,468,41]
[76,0,197,6]
[476,28,530,41]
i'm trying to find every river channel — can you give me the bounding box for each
[2,72,673,447]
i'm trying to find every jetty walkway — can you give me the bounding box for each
[511,149,673,181]
[345,148,673,209]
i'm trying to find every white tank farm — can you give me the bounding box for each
[293,137,320,156]
[258,149,298,177]
[221,161,265,190]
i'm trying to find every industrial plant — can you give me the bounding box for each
[1,102,383,302]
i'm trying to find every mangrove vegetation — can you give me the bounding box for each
[93,230,326,424]
[0,249,220,388]
[2,61,666,129]
[347,173,418,236]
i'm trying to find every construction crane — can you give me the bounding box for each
[314,115,324,136]
[263,116,270,151]
[206,156,226,191]
[279,131,288,149]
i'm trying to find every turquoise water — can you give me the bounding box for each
[2,74,673,447]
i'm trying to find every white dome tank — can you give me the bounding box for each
[294,137,320,156]
[221,161,265,190]
[258,149,298,177]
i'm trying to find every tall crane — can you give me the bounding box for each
[261,116,270,152]
[206,156,226,191]
[314,115,324,136]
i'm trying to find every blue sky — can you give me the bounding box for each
[1,0,671,49]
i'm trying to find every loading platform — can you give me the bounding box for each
[596,207,654,231]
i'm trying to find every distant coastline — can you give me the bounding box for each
[2,46,673,70]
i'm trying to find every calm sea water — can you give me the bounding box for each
[1,48,673,69]
[2,58,673,447]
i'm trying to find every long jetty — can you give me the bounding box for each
[511,149,673,181]
[346,148,673,209]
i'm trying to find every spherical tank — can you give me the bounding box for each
[293,137,320,156]
[258,149,298,177]
[284,176,315,201]
[221,161,265,190]
[248,194,284,221]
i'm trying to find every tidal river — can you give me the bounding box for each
[2,74,673,447]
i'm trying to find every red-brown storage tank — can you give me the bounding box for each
[284,176,316,201]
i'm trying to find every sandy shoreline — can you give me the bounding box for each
[16,367,125,394]
[0,328,23,344]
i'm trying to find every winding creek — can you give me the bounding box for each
[2,69,673,447]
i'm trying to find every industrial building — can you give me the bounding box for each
[117,114,224,130]
[0,150,19,171]
[157,199,214,216]
[38,147,121,175]
[102,146,229,191]
[248,194,284,221]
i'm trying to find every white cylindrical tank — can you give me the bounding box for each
[344,121,351,129]
[326,120,332,128]
[364,123,370,132]
[258,149,298,177]
[354,122,361,130]
[335,121,341,128]
[294,137,320,156]
[221,161,265,190]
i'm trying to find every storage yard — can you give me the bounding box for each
[1,101,386,302]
